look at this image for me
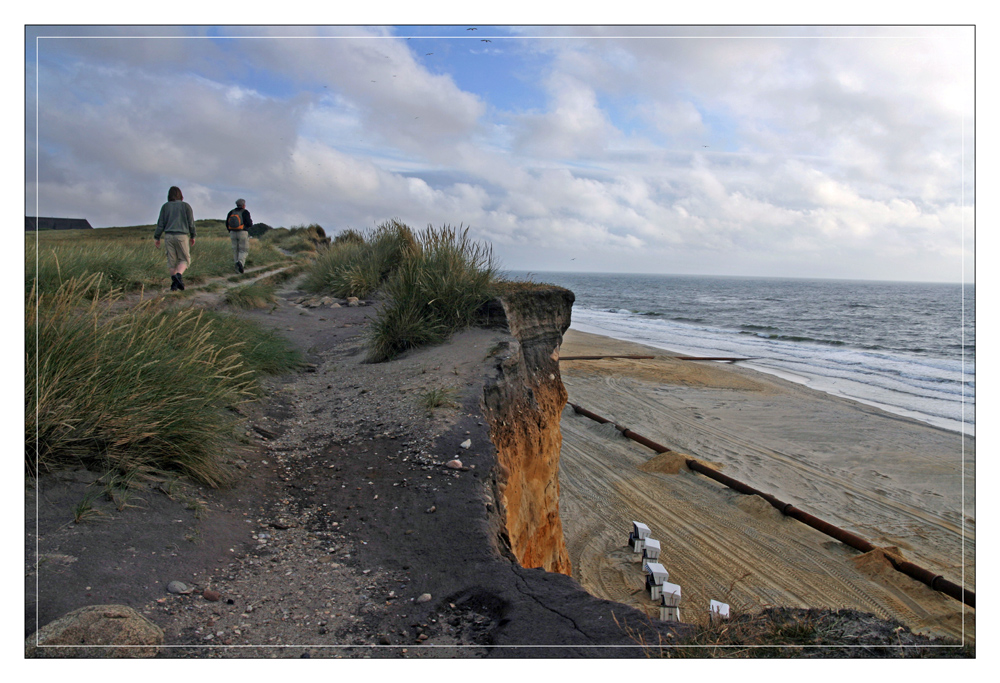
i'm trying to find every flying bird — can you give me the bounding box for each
[467,27,477,30]
[481,39,491,42]
[426,53,433,55]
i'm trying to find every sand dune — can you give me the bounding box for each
[557,329,975,643]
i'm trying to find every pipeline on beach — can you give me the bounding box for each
[567,401,975,609]
[559,355,753,362]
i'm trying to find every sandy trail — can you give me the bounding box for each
[557,330,975,643]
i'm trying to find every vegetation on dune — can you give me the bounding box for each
[223,280,277,309]
[27,227,291,295]
[365,225,500,362]
[302,220,503,362]
[613,606,971,659]
[26,274,301,485]
[301,220,417,298]
[260,223,331,255]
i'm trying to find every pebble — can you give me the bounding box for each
[446,459,463,469]
[460,439,472,449]
[415,593,432,604]
[425,505,436,513]
[203,589,222,602]
[167,581,193,594]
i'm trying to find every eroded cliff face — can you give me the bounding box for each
[481,286,574,576]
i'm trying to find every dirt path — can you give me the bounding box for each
[557,330,975,644]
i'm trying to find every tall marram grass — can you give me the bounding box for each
[365,225,500,362]
[301,220,417,297]
[26,274,300,485]
[301,220,501,362]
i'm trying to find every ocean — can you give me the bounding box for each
[510,272,975,436]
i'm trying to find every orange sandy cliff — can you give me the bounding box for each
[482,286,575,575]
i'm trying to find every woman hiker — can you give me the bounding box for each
[153,186,196,291]
[226,198,253,273]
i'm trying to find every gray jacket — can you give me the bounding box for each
[154,200,196,239]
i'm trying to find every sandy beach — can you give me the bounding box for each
[557,329,975,643]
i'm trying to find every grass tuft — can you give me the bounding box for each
[418,387,459,410]
[224,281,277,309]
[26,274,301,485]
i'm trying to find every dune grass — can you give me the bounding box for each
[260,224,331,255]
[26,274,301,485]
[224,280,277,309]
[301,219,417,298]
[301,220,502,361]
[27,227,292,295]
[366,225,500,362]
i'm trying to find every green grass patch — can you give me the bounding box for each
[301,219,417,298]
[27,227,293,295]
[26,274,301,485]
[365,224,499,362]
[224,281,277,309]
[418,387,459,410]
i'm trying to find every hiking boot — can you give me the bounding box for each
[170,274,179,291]
[237,262,245,274]
[176,273,185,290]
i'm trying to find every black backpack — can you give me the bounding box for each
[227,210,245,230]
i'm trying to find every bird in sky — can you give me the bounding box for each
[426,53,433,55]
[481,39,491,43]
[467,27,477,30]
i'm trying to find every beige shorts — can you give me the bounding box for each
[164,233,191,269]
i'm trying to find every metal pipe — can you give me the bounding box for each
[559,355,752,362]
[567,402,975,608]
[674,356,754,362]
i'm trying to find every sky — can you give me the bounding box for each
[24,22,975,283]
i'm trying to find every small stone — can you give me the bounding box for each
[415,593,432,604]
[202,590,221,602]
[379,635,391,645]
[460,439,472,449]
[166,581,192,595]
[417,633,428,641]
[445,459,463,469]
[425,505,436,513]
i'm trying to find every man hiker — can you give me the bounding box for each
[226,198,253,273]
[154,185,196,291]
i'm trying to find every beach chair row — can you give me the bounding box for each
[629,521,730,624]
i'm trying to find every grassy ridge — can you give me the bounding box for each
[27,226,291,295]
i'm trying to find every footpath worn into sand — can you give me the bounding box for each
[557,330,975,643]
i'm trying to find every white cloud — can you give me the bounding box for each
[26,26,974,282]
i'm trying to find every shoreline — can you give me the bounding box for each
[567,320,974,437]
[556,328,975,643]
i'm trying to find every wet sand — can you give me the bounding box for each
[557,329,975,643]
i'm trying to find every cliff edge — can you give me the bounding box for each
[482,286,575,575]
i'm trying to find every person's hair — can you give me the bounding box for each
[236,198,246,208]
[168,186,183,201]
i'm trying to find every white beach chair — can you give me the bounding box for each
[642,538,661,562]
[659,605,682,623]
[644,562,669,600]
[628,521,651,553]
[709,600,730,623]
